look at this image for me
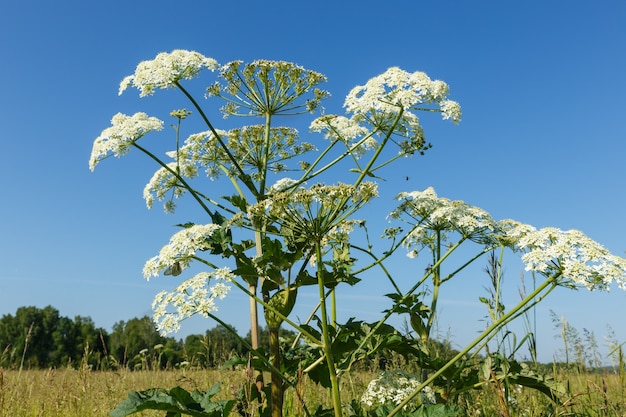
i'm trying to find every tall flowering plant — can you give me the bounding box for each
[90,50,626,417]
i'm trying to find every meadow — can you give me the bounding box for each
[2,363,625,417]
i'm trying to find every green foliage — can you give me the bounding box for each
[0,305,107,369]
[109,384,235,417]
[185,325,245,368]
[109,316,168,368]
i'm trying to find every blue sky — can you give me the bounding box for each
[1,1,625,363]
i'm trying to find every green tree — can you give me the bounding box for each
[0,306,110,368]
[109,316,166,367]
[159,338,184,368]
[183,326,246,368]
[50,315,78,365]
[183,334,206,367]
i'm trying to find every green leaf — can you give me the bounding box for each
[223,194,248,212]
[109,385,234,417]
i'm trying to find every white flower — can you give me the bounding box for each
[119,50,219,97]
[143,224,223,279]
[390,187,497,250]
[143,161,199,212]
[441,100,462,123]
[361,370,436,410]
[152,269,234,335]
[340,68,460,157]
[344,67,461,122]
[310,115,374,157]
[512,227,626,290]
[89,112,163,171]
[269,177,299,193]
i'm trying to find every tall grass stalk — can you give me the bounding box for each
[17,323,34,381]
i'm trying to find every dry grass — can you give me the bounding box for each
[0,365,371,417]
[0,366,242,417]
[1,365,625,417]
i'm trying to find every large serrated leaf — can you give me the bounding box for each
[109,384,234,417]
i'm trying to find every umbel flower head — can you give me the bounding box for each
[206,59,329,116]
[361,370,436,410]
[389,186,498,249]
[119,49,219,97]
[249,181,378,249]
[344,67,461,123]
[89,112,164,171]
[143,224,223,279]
[310,67,462,160]
[390,187,626,290]
[501,222,626,291]
[152,268,233,335]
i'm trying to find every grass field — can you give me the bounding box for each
[1,363,626,417]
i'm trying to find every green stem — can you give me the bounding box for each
[425,230,442,338]
[387,273,562,417]
[222,269,322,346]
[315,242,342,417]
[131,142,214,217]
[259,113,271,196]
[175,81,259,198]
[331,289,337,329]
[350,244,402,295]
[205,312,293,386]
[471,283,556,359]
[344,239,466,372]
[440,245,495,284]
[353,109,404,189]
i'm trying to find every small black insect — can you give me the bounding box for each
[164,261,182,276]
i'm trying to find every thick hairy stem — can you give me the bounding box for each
[249,284,260,350]
[269,326,283,417]
[315,243,342,417]
[425,230,442,339]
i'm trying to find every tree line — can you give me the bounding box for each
[0,305,293,370]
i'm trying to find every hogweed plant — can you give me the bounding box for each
[89,50,626,417]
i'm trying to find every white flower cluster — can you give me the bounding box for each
[344,67,461,124]
[248,182,377,256]
[177,129,229,180]
[306,68,461,159]
[89,112,164,171]
[143,224,222,279]
[268,177,299,193]
[390,187,497,249]
[309,115,376,157]
[252,181,379,220]
[512,226,626,290]
[207,59,329,116]
[361,370,436,410]
[143,159,199,212]
[152,268,233,335]
[119,50,219,97]
[390,188,626,290]
[323,219,363,248]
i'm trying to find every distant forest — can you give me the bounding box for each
[0,305,296,370]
